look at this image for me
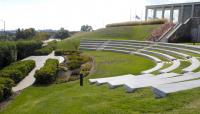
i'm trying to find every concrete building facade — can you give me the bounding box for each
[145,2,200,23]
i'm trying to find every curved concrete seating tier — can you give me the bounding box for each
[182,57,200,73]
[130,52,163,74]
[130,52,162,63]
[139,49,177,61]
[104,46,137,51]
[108,42,150,46]
[105,44,144,49]
[79,47,97,50]
[142,62,164,74]
[103,48,130,54]
[158,42,200,51]
[89,74,134,84]
[159,60,181,73]
[124,72,200,92]
[152,72,200,98]
[154,45,200,55]
[108,74,154,88]
[147,47,192,59]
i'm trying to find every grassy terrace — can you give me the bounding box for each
[2,51,200,114]
[57,25,160,50]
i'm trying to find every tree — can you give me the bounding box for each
[16,28,36,39]
[54,28,70,39]
[80,25,93,32]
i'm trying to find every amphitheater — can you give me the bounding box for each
[79,39,200,98]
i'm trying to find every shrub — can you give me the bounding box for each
[16,40,42,60]
[106,19,167,27]
[34,41,57,55]
[0,77,14,101]
[55,49,81,56]
[148,22,175,41]
[34,59,59,84]
[0,42,17,69]
[0,60,35,84]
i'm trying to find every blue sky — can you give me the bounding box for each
[0,0,199,31]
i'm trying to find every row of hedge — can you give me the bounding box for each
[34,59,59,84]
[0,40,42,69]
[16,40,42,60]
[0,60,35,101]
[0,42,17,69]
[34,41,57,55]
[0,60,36,84]
[106,19,167,27]
[55,49,81,56]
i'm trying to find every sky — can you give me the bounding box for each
[0,0,200,31]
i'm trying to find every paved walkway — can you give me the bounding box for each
[12,51,64,92]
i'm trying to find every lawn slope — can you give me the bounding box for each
[57,25,160,50]
[2,51,200,114]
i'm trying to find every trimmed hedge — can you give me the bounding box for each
[16,40,42,60]
[55,49,81,56]
[34,59,59,84]
[0,60,36,84]
[34,41,57,55]
[0,77,14,101]
[0,42,17,69]
[106,19,167,27]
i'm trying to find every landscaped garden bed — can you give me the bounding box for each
[55,50,93,83]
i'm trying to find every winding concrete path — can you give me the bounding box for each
[12,51,64,92]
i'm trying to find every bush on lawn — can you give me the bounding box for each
[66,53,92,70]
[34,40,57,55]
[0,77,14,101]
[55,49,82,56]
[16,40,42,60]
[0,42,17,69]
[106,19,167,27]
[80,62,92,76]
[0,60,35,84]
[34,59,59,84]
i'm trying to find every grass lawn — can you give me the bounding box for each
[57,25,160,50]
[2,51,200,114]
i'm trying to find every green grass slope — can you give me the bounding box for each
[57,25,160,50]
[1,51,155,114]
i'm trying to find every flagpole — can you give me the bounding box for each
[130,8,132,21]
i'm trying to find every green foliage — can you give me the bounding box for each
[67,54,91,70]
[106,19,167,27]
[80,62,92,76]
[0,42,17,69]
[16,40,42,60]
[0,77,14,101]
[16,28,36,40]
[54,28,70,39]
[34,41,57,55]
[0,60,35,84]
[32,32,51,41]
[80,25,93,32]
[55,49,81,56]
[34,59,59,84]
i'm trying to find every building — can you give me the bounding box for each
[145,2,200,23]
[145,2,200,43]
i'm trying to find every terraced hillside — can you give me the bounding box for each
[57,25,160,50]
